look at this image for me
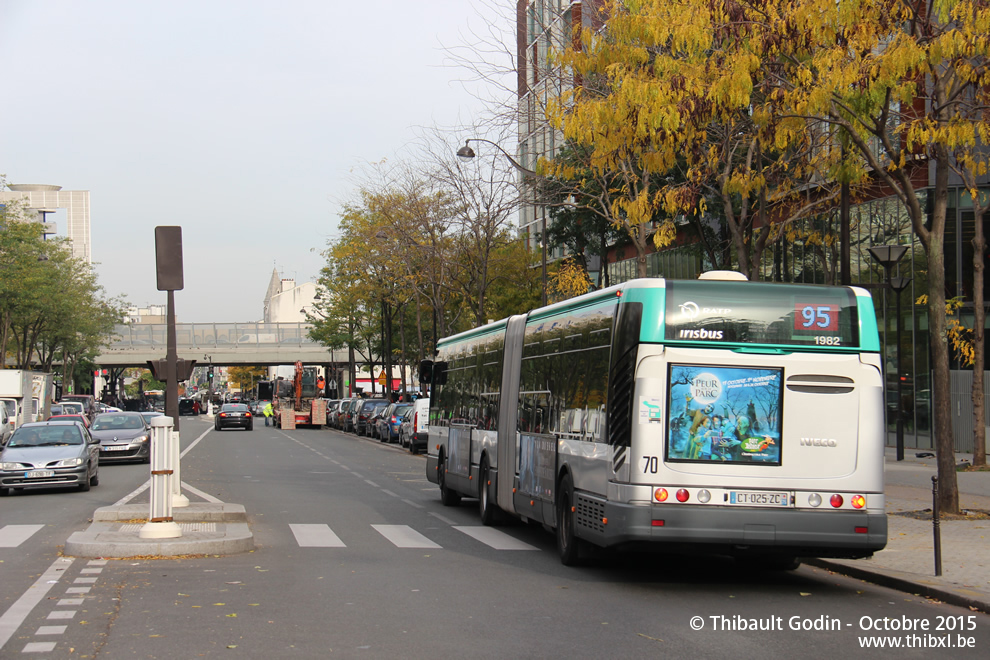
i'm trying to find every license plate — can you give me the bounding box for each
[26,470,55,478]
[103,445,130,451]
[729,491,790,507]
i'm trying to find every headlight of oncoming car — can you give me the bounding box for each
[2,462,26,470]
[134,434,150,443]
[53,457,84,468]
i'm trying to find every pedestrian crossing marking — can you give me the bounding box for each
[289,524,346,547]
[372,524,441,549]
[454,526,539,551]
[0,524,44,548]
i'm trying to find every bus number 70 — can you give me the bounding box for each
[642,456,659,474]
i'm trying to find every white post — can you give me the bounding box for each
[140,416,181,539]
[171,428,189,507]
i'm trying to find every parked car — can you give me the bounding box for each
[215,403,253,431]
[337,398,357,432]
[353,399,388,436]
[90,412,152,464]
[46,414,91,428]
[323,399,340,426]
[376,403,411,444]
[367,403,391,439]
[178,398,201,416]
[327,399,351,430]
[0,421,100,494]
[399,397,430,454]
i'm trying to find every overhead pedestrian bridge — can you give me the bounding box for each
[95,322,347,367]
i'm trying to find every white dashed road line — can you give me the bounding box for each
[0,557,74,651]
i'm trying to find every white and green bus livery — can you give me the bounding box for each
[424,272,887,566]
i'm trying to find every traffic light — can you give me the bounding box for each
[208,368,214,379]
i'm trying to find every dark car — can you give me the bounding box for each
[0,421,100,494]
[178,398,200,416]
[367,403,390,439]
[336,398,357,432]
[375,403,411,443]
[215,403,253,431]
[353,399,388,436]
[90,412,152,463]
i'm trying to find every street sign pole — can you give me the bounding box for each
[165,289,179,431]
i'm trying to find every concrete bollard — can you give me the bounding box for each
[140,416,182,539]
[170,429,189,508]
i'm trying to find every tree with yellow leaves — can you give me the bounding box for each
[750,0,990,507]
[551,0,990,511]
[548,0,847,280]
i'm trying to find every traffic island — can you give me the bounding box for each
[64,502,254,558]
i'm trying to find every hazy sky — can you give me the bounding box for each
[1,0,509,322]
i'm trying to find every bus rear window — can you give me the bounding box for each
[663,280,859,348]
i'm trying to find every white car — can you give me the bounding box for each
[399,397,429,455]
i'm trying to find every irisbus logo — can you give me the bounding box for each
[800,437,838,447]
[678,328,724,340]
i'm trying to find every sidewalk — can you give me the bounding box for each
[810,448,990,613]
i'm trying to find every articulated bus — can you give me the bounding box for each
[423,272,887,566]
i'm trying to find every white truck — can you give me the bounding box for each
[0,370,54,431]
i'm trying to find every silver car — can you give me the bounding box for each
[0,421,100,494]
[90,412,152,463]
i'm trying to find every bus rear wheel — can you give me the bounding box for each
[556,473,582,566]
[479,457,497,526]
[438,453,461,506]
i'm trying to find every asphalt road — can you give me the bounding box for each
[2,416,989,658]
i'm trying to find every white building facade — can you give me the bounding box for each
[0,184,92,263]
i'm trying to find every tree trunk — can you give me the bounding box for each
[398,303,408,398]
[929,155,960,514]
[971,204,986,466]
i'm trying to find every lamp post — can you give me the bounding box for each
[457,138,547,306]
[867,245,912,461]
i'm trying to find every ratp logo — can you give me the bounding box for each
[678,301,700,320]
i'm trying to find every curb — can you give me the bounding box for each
[63,502,255,559]
[807,558,990,614]
[92,503,247,523]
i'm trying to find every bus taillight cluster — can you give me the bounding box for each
[653,487,869,509]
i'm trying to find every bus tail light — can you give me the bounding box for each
[654,488,668,502]
[808,493,822,507]
[651,520,665,527]
[855,526,868,534]
[676,489,690,503]
[697,489,711,503]
[830,494,844,508]
[851,495,865,509]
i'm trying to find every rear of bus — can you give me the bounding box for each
[615,276,886,562]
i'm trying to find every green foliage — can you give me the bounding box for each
[227,366,268,391]
[125,370,164,397]
[1,189,126,374]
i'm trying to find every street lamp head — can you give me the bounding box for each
[867,244,909,270]
[456,142,475,162]
[889,276,912,293]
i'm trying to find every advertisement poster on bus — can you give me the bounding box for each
[666,364,783,465]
